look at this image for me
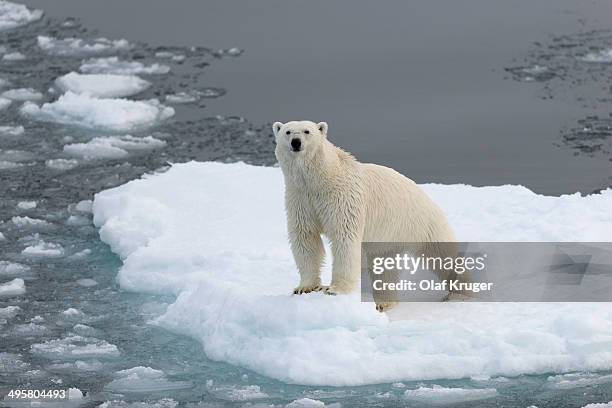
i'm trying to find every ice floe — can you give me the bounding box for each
[98,399,178,408]
[37,35,131,56]
[0,278,25,297]
[0,1,43,31]
[208,384,269,401]
[104,366,191,393]
[0,125,24,136]
[17,200,36,210]
[547,372,612,390]
[0,97,10,109]
[93,161,612,386]
[165,88,224,104]
[9,322,50,337]
[21,92,174,131]
[0,352,29,373]
[45,158,79,171]
[76,278,97,287]
[0,305,20,325]
[1,87,43,101]
[3,51,25,61]
[64,135,166,160]
[11,215,52,229]
[75,200,93,213]
[80,56,170,75]
[0,261,30,277]
[0,231,4,240]
[403,385,498,405]
[580,49,612,63]
[55,72,151,98]
[22,239,64,258]
[31,334,120,360]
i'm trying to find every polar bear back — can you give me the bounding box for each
[360,163,455,243]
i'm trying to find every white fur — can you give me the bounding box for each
[274,120,459,303]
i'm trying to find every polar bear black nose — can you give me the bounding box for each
[291,138,302,151]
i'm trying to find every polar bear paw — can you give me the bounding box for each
[375,302,397,313]
[293,284,324,295]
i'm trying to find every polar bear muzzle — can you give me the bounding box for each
[290,138,302,152]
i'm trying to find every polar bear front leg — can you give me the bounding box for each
[326,239,361,295]
[289,229,325,294]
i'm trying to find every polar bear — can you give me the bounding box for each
[274,120,466,310]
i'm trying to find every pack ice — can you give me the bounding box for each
[21,92,174,132]
[93,162,612,386]
[0,1,42,31]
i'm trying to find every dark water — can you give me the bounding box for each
[0,1,610,408]
[22,0,612,195]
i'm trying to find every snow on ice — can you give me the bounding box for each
[91,161,612,386]
[37,35,131,56]
[21,92,174,132]
[55,72,151,98]
[63,135,166,160]
[0,1,42,31]
[80,56,170,75]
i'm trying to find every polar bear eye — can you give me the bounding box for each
[304,130,310,134]
[285,130,291,135]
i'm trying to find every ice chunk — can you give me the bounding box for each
[75,200,93,213]
[22,240,64,258]
[0,305,20,323]
[404,385,497,405]
[1,87,43,101]
[0,278,25,297]
[0,1,43,31]
[547,373,612,390]
[11,215,52,228]
[0,97,10,109]
[3,51,25,60]
[209,384,269,401]
[56,72,151,98]
[69,249,92,260]
[0,125,23,136]
[165,88,224,104]
[286,399,334,408]
[62,307,83,316]
[92,162,612,386]
[581,49,612,63]
[0,160,24,169]
[21,92,174,131]
[64,135,166,160]
[0,352,29,372]
[9,322,50,336]
[45,158,79,171]
[582,402,612,408]
[37,35,131,56]
[98,399,178,408]
[0,261,30,277]
[17,200,36,210]
[0,231,4,240]
[76,278,98,287]
[80,56,170,75]
[104,366,191,393]
[47,359,103,372]
[66,215,90,226]
[31,334,120,360]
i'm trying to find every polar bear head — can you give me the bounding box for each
[273,120,328,160]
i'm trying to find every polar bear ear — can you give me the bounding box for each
[273,122,283,136]
[317,122,328,137]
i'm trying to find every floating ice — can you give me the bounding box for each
[11,215,52,229]
[404,385,498,405]
[0,97,10,109]
[66,215,90,226]
[55,72,151,98]
[98,399,178,408]
[31,334,120,360]
[583,402,612,408]
[21,92,175,131]
[45,158,79,171]
[0,352,29,373]
[104,366,191,393]
[75,200,93,213]
[0,261,30,277]
[0,231,4,240]
[286,399,339,408]
[22,239,64,258]
[3,51,25,61]
[0,278,25,297]
[37,35,131,56]
[64,135,166,160]
[1,87,43,101]
[76,278,97,287]
[0,160,23,169]
[209,384,269,401]
[80,56,170,75]
[17,200,36,210]
[214,47,244,58]
[47,359,104,372]
[92,162,612,386]
[0,125,24,136]
[69,249,92,260]
[547,373,612,390]
[581,49,612,63]
[0,1,43,31]
[0,305,20,323]
[9,322,50,337]
[62,307,83,316]
[165,88,225,104]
